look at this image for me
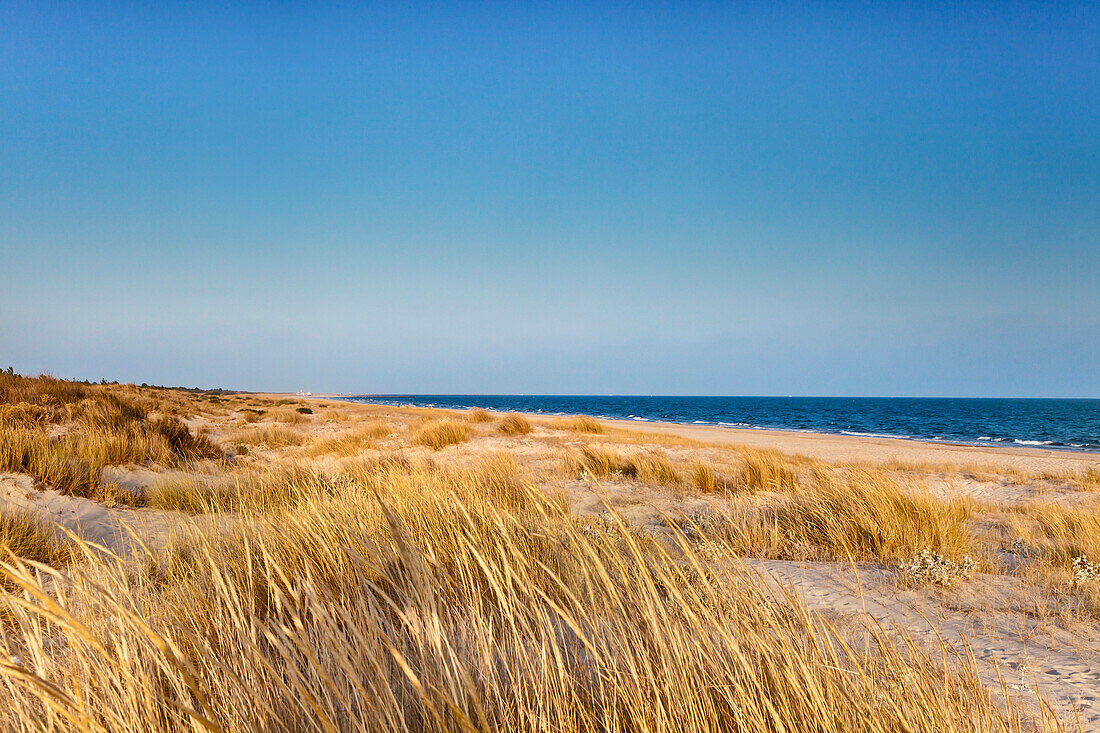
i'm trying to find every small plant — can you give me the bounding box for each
[413,420,472,449]
[296,407,313,414]
[1071,555,1100,587]
[901,549,975,587]
[499,413,532,436]
[550,416,604,434]
[468,408,493,423]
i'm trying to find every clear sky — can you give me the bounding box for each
[2,2,1098,396]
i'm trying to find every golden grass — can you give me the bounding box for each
[0,421,220,499]
[691,468,976,562]
[233,424,306,448]
[565,445,683,487]
[0,376,1080,729]
[267,407,307,424]
[498,412,532,436]
[0,458,1044,731]
[467,408,493,423]
[146,467,336,513]
[305,422,394,456]
[549,415,605,434]
[1010,502,1100,564]
[0,377,221,498]
[0,509,72,566]
[412,420,472,450]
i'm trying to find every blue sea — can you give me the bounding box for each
[344,395,1100,452]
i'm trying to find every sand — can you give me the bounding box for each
[595,417,1100,474]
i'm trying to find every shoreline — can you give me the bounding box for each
[279,394,1100,474]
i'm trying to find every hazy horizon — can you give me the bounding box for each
[4,2,1098,398]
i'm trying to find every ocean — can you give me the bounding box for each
[343,395,1100,452]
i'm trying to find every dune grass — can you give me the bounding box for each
[0,420,220,499]
[0,458,1043,732]
[498,412,532,436]
[687,467,976,562]
[1010,502,1100,565]
[412,420,472,449]
[467,408,493,423]
[305,422,393,456]
[549,415,605,434]
[565,445,683,487]
[0,375,1074,729]
[0,376,221,499]
[0,509,72,566]
[689,448,801,494]
[233,424,306,448]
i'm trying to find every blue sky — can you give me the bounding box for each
[2,1,1098,396]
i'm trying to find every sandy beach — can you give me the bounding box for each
[296,394,1100,475]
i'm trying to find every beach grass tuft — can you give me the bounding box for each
[413,420,473,449]
[498,412,532,436]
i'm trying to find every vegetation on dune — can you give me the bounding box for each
[412,420,472,449]
[305,422,393,456]
[566,444,683,487]
[0,459,1038,732]
[498,412,532,436]
[467,407,493,423]
[233,424,306,448]
[689,468,976,562]
[0,373,1082,729]
[0,374,221,499]
[0,509,72,567]
[1011,502,1100,565]
[549,415,605,434]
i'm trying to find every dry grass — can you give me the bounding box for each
[689,448,801,495]
[565,445,683,487]
[0,376,1079,729]
[549,415,605,434]
[0,509,72,566]
[146,467,336,513]
[687,468,976,562]
[412,420,473,450]
[1010,502,1100,565]
[498,412,532,436]
[0,376,221,499]
[305,422,393,456]
[267,407,308,424]
[0,421,220,499]
[233,424,307,448]
[0,456,1043,731]
[467,408,493,423]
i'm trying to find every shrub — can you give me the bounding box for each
[296,407,313,415]
[901,549,975,587]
